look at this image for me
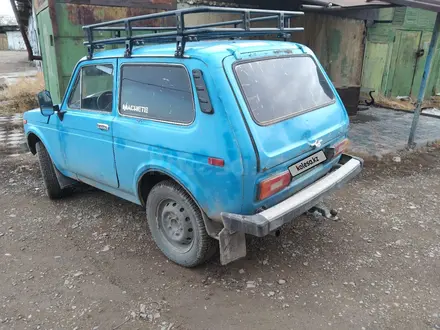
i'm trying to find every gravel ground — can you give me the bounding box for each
[349,108,440,157]
[1,150,440,330]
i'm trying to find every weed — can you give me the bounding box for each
[0,72,45,115]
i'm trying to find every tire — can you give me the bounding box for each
[146,180,217,267]
[36,142,63,199]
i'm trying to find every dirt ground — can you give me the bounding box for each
[0,51,35,76]
[1,149,440,330]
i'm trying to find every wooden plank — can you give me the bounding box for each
[303,13,365,88]
[411,31,440,97]
[367,22,395,43]
[361,41,389,93]
[385,29,402,96]
[404,8,436,30]
[393,7,406,26]
[380,38,395,95]
[391,30,421,97]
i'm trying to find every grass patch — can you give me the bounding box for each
[0,72,45,116]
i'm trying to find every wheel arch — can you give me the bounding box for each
[26,128,56,158]
[26,132,41,155]
[136,168,222,239]
[137,169,200,209]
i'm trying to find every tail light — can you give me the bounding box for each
[258,171,291,201]
[333,139,350,157]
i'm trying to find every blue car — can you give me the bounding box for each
[24,7,362,267]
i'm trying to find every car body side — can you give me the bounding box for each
[24,40,349,225]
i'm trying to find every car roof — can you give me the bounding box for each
[91,39,304,61]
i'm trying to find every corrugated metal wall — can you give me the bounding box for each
[6,31,26,50]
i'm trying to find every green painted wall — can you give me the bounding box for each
[294,13,365,89]
[362,8,440,99]
[34,0,176,104]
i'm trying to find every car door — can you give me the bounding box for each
[58,59,119,188]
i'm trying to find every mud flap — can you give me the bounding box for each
[219,228,246,265]
[54,166,77,189]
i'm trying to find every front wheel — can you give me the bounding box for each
[146,180,217,267]
[36,142,63,199]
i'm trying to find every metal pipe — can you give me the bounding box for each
[83,6,303,30]
[407,12,440,148]
[93,14,298,32]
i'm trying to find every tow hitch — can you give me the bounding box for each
[309,202,339,221]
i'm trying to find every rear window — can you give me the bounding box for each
[234,56,335,125]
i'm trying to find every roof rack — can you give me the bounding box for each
[83,6,304,59]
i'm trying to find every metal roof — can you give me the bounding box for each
[323,0,389,6]
[302,0,440,11]
[301,0,391,10]
[383,0,440,12]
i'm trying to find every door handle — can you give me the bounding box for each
[97,123,109,131]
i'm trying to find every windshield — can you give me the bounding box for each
[234,55,335,125]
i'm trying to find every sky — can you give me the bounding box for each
[0,0,15,17]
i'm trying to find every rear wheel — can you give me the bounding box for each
[36,142,63,199]
[146,180,216,267]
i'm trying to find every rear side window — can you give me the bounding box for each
[119,65,194,124]
[234,56,335,125]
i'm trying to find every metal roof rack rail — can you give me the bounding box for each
[83,6,304,59]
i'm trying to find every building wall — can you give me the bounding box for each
[362,8,440,99]
[297,13,365,88]
[177,1,365,90]
[6,31,26,50]
[28,8,42,69]
[34,0,176,104]
[33,0,368,103]
[0,33,7,50]
[177,0,253,26]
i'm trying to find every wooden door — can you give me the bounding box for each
[391,30,422,97]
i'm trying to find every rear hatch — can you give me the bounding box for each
[224,50,349,172]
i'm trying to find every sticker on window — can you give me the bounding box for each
[119,65,194,124]
[122,103,149,114]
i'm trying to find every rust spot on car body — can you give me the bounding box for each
[274,49,293,55]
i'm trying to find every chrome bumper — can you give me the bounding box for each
[221,154,363,237]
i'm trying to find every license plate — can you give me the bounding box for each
[289,151,327,177]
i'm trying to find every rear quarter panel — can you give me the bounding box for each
[112,57,245,220]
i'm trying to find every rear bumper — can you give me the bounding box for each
[221,154,363,237]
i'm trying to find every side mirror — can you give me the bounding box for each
[37,90,58,117]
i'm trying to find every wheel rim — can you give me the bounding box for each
[156,198,194,253]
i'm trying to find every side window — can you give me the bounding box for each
[119,65,194,124]
[67,64,114,112]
